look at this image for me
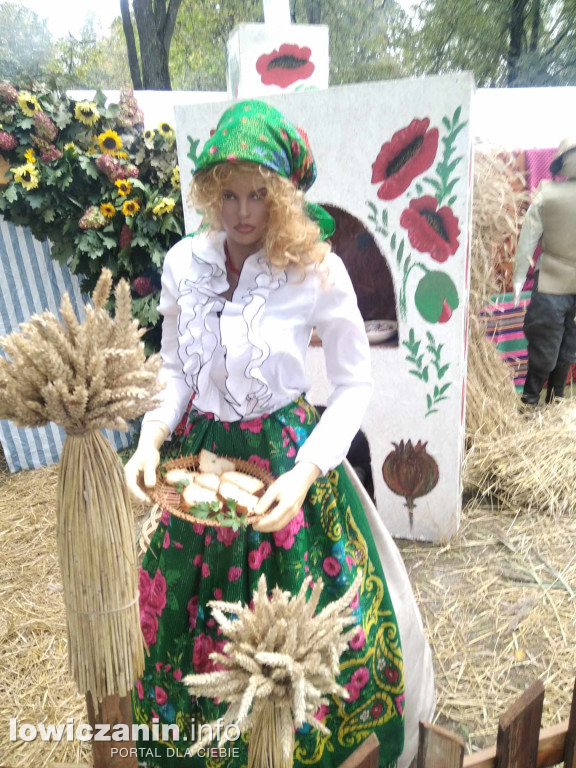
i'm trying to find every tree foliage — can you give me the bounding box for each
[408,0,576,86]
[48,18,131,89]
[167,0,407,90]
[292,0,408,84]
[170,0,263,90]
[0,3,53,83]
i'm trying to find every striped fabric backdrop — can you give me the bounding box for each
[481,292,532,392]
[0,217,133,473]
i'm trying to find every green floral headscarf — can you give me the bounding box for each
[195,100,334,239]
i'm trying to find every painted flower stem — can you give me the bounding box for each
[399,261,429,320]
[405,497,415,529]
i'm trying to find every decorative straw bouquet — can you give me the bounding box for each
[184,571,362,768]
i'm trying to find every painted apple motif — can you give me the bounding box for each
[414,271,459,324]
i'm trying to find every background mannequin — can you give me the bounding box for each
[513,138,576,405]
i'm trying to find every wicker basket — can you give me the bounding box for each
[147,453,276,529]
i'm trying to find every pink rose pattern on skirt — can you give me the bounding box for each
[132,396,404,767]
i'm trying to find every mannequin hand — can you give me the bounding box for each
[252,461,321,533]
[513,281,524,307]
[125,421,170,504]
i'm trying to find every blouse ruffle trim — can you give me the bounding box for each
[176,234,287,419]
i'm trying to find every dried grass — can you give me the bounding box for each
[398,498,576,753]
[464,148,576,515]
[0,458,150,767]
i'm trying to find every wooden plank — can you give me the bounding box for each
[565,677,576,768]
[86,692,138,768]
[495,678,545,768]
[463,720,570,768]
[338,733,380,768]
[418,721,464,768]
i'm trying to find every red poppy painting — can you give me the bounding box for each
[371,118,439,200]
[400,196,460,262]
[256,44,315,88]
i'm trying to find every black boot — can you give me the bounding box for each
[521,364,549,405]
[545,363,571,403]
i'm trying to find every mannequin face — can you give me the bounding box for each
[561,149,576,179]
[220,172,269,258]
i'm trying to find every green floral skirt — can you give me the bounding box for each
[132,397,405,768]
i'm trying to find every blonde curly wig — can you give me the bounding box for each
[189,162,329,272]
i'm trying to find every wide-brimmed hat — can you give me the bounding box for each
[550,137,576,175]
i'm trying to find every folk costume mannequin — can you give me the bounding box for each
[514,137,576,405]
[126,100,435,768]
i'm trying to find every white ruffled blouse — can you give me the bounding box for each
[142,231,373,474]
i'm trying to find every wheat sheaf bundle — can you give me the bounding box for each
[0,268,161,432]
[0,268,162,702]
[184,571,362,768]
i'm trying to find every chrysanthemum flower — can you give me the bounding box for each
[74,101,100,126]
[171,166,180,187]
[100,202,116,218]
[115,179,132,197]
[122,199,140,216]
[11,163,40,190]
[0,83,18,104]
[0,131,18,152]
[78,206,107,230]
[24,148,36,164]
[33,111,58,142]
[152,197,175,216]
[17,91,40,117]
[97,130,123,155]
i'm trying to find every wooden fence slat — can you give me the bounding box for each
[495,678,545,768]
[462,719,572,768]
[418,721,464,768]
[564,677,576,768]
[337,733,380,768]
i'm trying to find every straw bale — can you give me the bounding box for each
[465,147,576,514]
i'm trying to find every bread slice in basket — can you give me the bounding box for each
[152,450,274,527]
[181,484,222,512]
[219,470,265,497]
[218,480,260,516]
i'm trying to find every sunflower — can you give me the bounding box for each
[152,197,176,216]
[115,179,132,197]
[143,129,155,148]
[11,163,39,190]
[24,148,37,164]
[122,199,140,216]
[157,122,175,142]
[97,130,123,155]
[17,91,40,117]
[100,202,116,218]
[171,166,180,188]
[114,151,129,160]
[64,142,78,155]
[74,101,100,126]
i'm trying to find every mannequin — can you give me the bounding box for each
[513,138,576,405]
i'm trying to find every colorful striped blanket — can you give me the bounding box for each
[480,292,531,391]
[481,291,575,392]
